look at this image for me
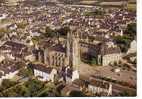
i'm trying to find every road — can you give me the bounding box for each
[120,59,136,71]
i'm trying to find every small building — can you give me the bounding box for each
[31,63,57,82]
[0,41,29,61]
[88,78,112,96]
[0,61,22,84]
[127,40,137,54]
[100,41,122,66]
[0,14,7,20]
[7,24,17,30]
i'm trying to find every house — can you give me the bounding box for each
[0,55,5,63]
[127,40,137,54]
[7,24,17,30]
[0,60,22,84]
[0,41,29,61]
[99,41,122,66]
[29,30,41,37]
[30,63,57,82]
[24,54,36,62]
[87,78,112,96]
[0,14,7,20]
[80,40,122,66]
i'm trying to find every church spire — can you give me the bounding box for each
[66,29,80,70]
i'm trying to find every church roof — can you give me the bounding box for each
[31,63,53,74]
[50,44,66,53]
[100,42,121,55]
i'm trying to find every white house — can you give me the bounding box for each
[0,14,7,20]
[7,24,17,30]
[32,64,57,82]
[24,54,35,62]
[100,42,122,66]
[0,55,5,63]
[127,40,137,54]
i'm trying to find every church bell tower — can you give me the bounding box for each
[67,30,80,70]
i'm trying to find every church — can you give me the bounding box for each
[32,29,80,69]
[31,29,80,82]
[32,28,122,68]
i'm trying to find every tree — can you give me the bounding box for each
[0,28,9,33]
[69,90,86,97]
[44,26,56,38]
[124,23,136,39]
[119,90,136,96]
[23,78,44,96]
[18,67,33,77]
[0,79,17,90]
[35,82,57,97]
[113,22,136,52]
[13,85,30,97]
[91,57,97,65]
[31,36,40,44]
[84,10,104,16]
[4,90,18,97]
[113,35,131,52]
[16,21,28,29]
[56,26,70,37]
[0,78,61,97]
[53,74,60,85]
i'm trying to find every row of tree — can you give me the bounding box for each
[0,78,58,97]
[43,26,70,38]
[113,22,136,52]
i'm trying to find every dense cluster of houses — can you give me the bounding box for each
[0,0,136,96]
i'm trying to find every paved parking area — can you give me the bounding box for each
[93,65,136,85]
[78,62,136,85]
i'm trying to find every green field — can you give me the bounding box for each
[79,0,98,5]
[127,3,136,11]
